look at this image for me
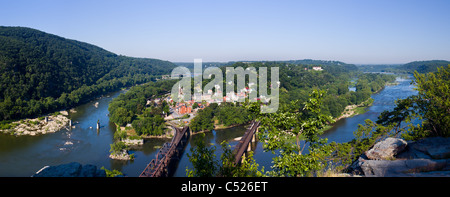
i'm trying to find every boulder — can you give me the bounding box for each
[33,162,106,177]
[365,137,407,160]
[348,137,450,177]
[397,137,450,160]
[122,138,144,146]
[347,154,368,175]
[360,158,449,177]
[109,150,133,160]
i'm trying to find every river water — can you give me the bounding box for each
[321,76,417,143]
[0,76,417,177]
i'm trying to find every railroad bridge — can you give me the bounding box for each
[139,120,261,177]
[139,126,190,177]
[233,120,260,165]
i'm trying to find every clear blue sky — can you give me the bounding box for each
[1,0,449,64]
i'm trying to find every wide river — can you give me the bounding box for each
[0,76,417,177]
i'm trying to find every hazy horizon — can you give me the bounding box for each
[2,0,450,64]
[171,58,449,65]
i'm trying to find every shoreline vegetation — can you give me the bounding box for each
[320,79,392,133]
[109,123,143,160]
[319,97,374,133]
[335,97,374,122]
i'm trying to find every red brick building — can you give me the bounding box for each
[176,103,192,114]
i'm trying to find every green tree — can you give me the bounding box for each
[192,102,199,109]
[109,141,127,155]
[378,65,450,139]
[327,119,394,171]
[110,107,133,126]
[162,100,170,114]
[411,66,450,137]
[337,82,349,95]
[132,116,165,136]
[247,89,334,176]
[186,134,218,177]
[101,167,123,177]
[186,134,264,177]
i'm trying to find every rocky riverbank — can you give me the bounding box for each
[348,137,450,177]
[0,114,70,136]
[334,98,374,122]
[109,149,135,160]
[109,138,143,160]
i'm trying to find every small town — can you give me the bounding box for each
[157,82,268,127]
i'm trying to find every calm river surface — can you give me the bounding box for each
[321,76,417,142]
[0,76,417,177]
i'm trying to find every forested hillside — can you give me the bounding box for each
[356,60,450,73]
[0,26,176,121]
[398,60,450,74]
[221,61,394,118]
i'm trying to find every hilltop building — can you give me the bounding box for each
[312,66,323,71]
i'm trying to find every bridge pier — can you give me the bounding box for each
[241,152,246,164]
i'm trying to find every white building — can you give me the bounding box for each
[312,67,323,71]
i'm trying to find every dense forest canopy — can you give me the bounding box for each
[221,61,394,117]
[108,79,176,129]
[0,26,176,121]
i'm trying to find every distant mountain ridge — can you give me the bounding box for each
[0,26,176,120]
[399,60,450,73]
[175,59,358,72]
[356,60,450,73]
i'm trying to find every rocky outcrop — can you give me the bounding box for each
[1,114,69,136]
[109,150,134,160]
[33,162,106,177]
[122,138,144,146]
[348,137,450,177]
[397,137,450,160]
[366,137,407,160]
[356,158,450,177]
[108,138,142,160]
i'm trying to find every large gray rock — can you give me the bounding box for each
[347,154,368,175]
[360,158,449,177]
[348,137,450,177]
[397,137,450,160]
[33,162,106,177]
[366,137,407,160]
